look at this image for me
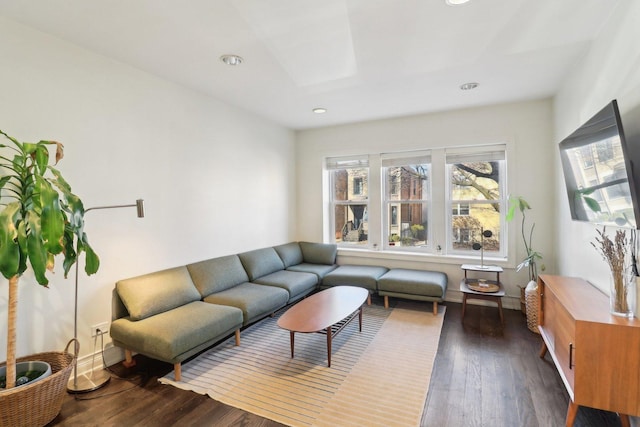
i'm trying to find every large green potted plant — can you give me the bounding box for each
[0,129,99,392]
[506,196,542,282]
[506,195,543,333]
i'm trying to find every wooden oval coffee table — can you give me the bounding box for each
[277,286,368,367]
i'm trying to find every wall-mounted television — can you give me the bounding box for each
[559,99,640,228]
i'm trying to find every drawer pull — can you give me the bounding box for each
[569,343,574,369]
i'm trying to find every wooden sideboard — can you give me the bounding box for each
[537,274,640,427]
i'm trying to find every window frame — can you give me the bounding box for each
[324,144,510,261]
[381,151,432,253]
[326,155,370,248]
[445,146,507,258]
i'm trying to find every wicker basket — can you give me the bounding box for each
[0,340,76,427]
[525,282,540,334]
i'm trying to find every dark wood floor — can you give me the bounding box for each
[50,300,637,426]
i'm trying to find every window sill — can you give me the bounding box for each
[337,247,512,269]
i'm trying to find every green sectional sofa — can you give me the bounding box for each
[110,241,447,380]
[111,241,338,380]
[378,268,448,314]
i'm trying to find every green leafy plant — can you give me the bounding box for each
[576,187,601,214]
[0,130,99,389]
[506,195,543,282]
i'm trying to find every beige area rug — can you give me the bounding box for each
[159,301,445,427]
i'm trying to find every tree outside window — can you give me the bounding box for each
[448,155,505,254]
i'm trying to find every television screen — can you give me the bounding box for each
[559,100,638,228]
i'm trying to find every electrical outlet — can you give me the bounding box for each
[90,322,110,338]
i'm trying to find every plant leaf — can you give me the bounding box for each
[26,212,49,286]
[62,228,78,278]
[0,175,11,191]
[82,235,100,276]
[16,218,28,274]
[36,176,65,254]
[34,144,50,175]
[0,202,21,279]
[584,196,601,213]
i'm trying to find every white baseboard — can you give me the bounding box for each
[75,342,124,375]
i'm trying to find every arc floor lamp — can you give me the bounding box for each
[67,199,144,393]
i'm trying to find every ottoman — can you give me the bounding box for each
[321,265,389,304]
[377,268,448,315]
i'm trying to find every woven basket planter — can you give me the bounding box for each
[0,340,76,427]
[524,281,540,334]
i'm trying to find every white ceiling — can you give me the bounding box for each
[0,0,621,130]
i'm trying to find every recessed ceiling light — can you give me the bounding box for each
[313,107,327,114]
[446,0,471,5]
[460,82,479,91]
[220,54,243,66]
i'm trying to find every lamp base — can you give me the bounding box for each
[67,369,111,393]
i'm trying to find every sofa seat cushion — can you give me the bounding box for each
[377,269,448,300]
[110,301,243,363]
[187,255,249,297]
[116,266,201,321]
[238,247,285,281]
[253,270,318,303]
[321,265,389,291]
[203,282,289,325]
[287,263,338,280]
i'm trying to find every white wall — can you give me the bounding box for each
[554,1,640,292]
[296,99,555,308]
[0,17,296,363]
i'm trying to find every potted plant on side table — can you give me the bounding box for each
[506,195,543,333]
[0,130,99,426]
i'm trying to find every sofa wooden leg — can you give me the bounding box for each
[367,294,371,305]
[433,302,438,315]
[235,329,241,346]
[384,295,389,309]
[174,363,181,381]
[123,349,136,368]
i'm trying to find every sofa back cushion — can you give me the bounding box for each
[187,255,249,297]
[273,242,304,268]
[238,247,285,281]
[300,241,337,265]
[116,266,201,321]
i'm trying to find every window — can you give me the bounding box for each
[596,140,614,162]
[353,177,364,195]
[325,145,507,258]
[452,203,470,216]
[390,176,400,195]
[580,145,594,168]
[383,152,431,250]
[327,156,369,246]
[446,146,506,256]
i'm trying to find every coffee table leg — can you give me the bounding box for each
[359,306,363,332]
[326,327,332,367]
[290,331,295,358]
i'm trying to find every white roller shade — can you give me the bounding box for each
[445,144,506,164]
[381,150,431,167]
[326,155,369,169]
